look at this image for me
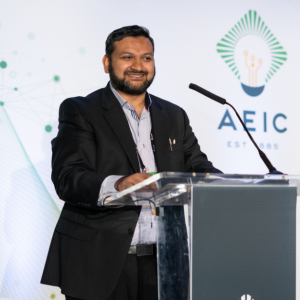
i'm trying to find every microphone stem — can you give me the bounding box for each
[225,102,277,173]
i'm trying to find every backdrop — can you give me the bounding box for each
[1,0,300,299]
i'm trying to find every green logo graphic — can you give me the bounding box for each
[216,10,287,97]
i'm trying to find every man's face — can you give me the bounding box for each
[103,36,155,95]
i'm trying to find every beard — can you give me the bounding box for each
[109,63,155,96]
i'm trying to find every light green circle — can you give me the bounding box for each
[0,101,4,106]
[0,61,7,69]
[28,33,35,40]
[79,47,86,54]
[53,75,60,82]
[10,71,17,78]
[14,87,18,91]
[45,125,52,132]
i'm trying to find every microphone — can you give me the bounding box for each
[189,83,277,173]
[189,83,226,105]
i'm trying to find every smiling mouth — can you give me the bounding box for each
[127,74,145,78]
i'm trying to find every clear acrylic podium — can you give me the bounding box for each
[100,173,300,300]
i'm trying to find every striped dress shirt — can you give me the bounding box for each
[99,82,157,245]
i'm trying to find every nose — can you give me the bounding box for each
[130,58,143,71]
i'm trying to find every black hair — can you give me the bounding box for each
[105,25,154,60]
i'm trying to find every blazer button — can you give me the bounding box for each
[127,228,133,235]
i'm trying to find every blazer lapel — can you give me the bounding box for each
[102,84,140,173]
[149,96,170,172]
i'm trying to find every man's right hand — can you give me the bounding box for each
[114,173,153,192]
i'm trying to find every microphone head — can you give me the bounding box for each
[189,83,226,105]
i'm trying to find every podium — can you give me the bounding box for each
[100,173,299,300]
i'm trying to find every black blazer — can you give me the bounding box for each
[41,83,221,300]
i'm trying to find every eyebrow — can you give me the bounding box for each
[119,51,154,57]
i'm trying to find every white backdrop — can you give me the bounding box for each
[0,0,300,299]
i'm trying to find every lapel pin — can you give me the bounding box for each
[173,139,176,144]
[169,138,173,151]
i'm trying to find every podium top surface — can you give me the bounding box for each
[100,172,300,206]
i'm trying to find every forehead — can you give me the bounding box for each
[113,36,153,54]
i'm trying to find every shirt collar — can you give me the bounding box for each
[145,93,152,111]
[109,81,152,111]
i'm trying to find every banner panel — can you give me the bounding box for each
[0,0,299,299]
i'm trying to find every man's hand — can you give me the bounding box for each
[115,173,153,192]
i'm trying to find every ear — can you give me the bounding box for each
[102,55,109,74]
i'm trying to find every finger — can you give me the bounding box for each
[149,182,157,190]
[136,173,152,182]
[141,173,152,179]
[130,177,145,185]
[121,181,135,191]
[124,173,153,188]
[127,173,144,182]
[128,174,147,184]
[136,173,153,184]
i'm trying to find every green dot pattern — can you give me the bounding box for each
[53,75,60,82]
[28,33,35,40]
[0,61,7,69]
[0,101,4,106]
[45,125,52,132]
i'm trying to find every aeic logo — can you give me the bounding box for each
[217,10,287,97]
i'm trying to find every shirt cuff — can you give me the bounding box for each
[98,175,124,204]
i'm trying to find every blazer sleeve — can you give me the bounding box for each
[182,109,222,174]
[51,99,105,210]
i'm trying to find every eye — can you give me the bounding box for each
[144,56,152,61]
[122,56,132,60]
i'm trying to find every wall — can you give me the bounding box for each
[0,0,299,299]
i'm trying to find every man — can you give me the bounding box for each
[41,25,221,300]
